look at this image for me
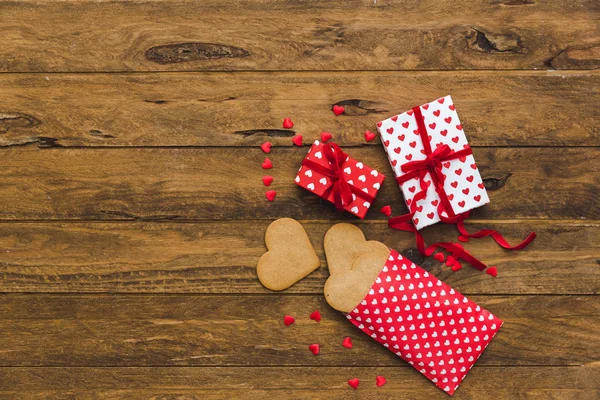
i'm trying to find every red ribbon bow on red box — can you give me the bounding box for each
[301,142,375,211]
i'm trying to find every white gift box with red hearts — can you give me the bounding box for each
[376,95,489,230]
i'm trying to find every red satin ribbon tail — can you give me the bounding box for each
[456,221,537,250]
[425,242,488,271]
[388,217,490,271]
[388,215,426,254]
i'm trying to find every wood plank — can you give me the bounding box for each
[0,220,597,294]
[0,71,598,147]
[0,294,597,367]
[0,147,597,221]
[1,0,598,72]
[0,366,597,399]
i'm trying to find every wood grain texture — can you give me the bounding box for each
[0,220,597,294]
[0,147,597,221]
[0,366,598,400]
[0,71,598,147]
[1,0,598,72]
[0,294,597,367]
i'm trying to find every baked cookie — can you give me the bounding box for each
[257,218,320,291]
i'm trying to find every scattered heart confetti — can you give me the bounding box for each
[342,337,353,349]
[380,205,392,216]
[292,134,303,147]
[486,266,498,277]
[282,118,294,129]
[265,190,276,202]
[283,315,295,326]
[332,105,345,116]
[308,343,320,355]
[458,235,470,242]
[364,130,376,142]
[445,255,457,267]
[262,175,274,186]
[348,378,359,389]
[451,261,463,272]
[260,142,272,153]
[376,375,387,387]
[433,252,445,262]
[309,310,321,322]
[262,158,273,169]
[321,131,333,143]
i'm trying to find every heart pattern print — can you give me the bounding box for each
[295,140,385,218]
[346,249,503,395]
[377,95,489,230]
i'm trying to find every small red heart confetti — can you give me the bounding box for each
[341,337,353,349]
[308,343,320,355]
[434,252,445,262]
[262,175,274,186]
[486,266,498,277]
[283,315,295,326]
[332,105,345,116]
[348,378,359,389]
[376,376,387,387]
[265,190,276,202]
[282,118,294,129]
[292,134,303,146]
[260,142,272,153]
[309,310,321,322]
[364,130,376,142]
[262,158,273,169]
[451,261,463,272]
[380,205,392,216]
[446,255,457,267]
[458,235,469,242]
[321,131,332,143]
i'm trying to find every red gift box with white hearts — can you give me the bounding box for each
[295,140,385,219]
[377,95,489,230]
[346,248,503,395]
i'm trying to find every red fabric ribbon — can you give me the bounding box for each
[398,143,473,222]
[301,142,375,211]
[388,105,536,272]
[395,106,473,223]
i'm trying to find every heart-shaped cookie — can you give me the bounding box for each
[325,249,389,313]
[324,223,389,276]
[257,218,320,291]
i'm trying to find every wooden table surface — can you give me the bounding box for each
[1,1,599,398]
